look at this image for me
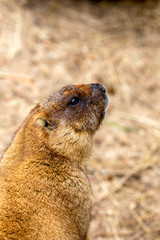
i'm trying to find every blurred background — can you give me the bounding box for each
[0,0,160,239]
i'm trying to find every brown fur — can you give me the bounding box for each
[0,83,108,240]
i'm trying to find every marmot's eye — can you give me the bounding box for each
[69,97,80,106]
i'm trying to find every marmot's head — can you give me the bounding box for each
[29,84,108,158]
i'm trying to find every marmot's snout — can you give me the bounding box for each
[90,83,108,110]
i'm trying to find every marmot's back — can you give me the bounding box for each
[0,83,108,240]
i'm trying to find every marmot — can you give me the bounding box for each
[0,83,108,240]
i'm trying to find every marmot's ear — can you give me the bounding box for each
[34,116,57,131]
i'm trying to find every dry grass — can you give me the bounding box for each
[0,0,160,239]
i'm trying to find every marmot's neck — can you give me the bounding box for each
[1,121,91,174]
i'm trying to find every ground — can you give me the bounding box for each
[0,0,160,239]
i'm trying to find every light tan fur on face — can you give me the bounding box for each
[0,83,108,240]
[49,120,92,163]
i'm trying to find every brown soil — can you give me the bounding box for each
[0,0,160,239]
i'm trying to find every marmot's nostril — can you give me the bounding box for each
[91,83,106,93]
[99,85,106,93]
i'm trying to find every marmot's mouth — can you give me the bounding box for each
[101,111,106,120]
[101,96,108,120]
[104,94,109,109]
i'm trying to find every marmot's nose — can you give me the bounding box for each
[90,83,106,93]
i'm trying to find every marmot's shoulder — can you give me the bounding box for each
[0,83,108,240]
